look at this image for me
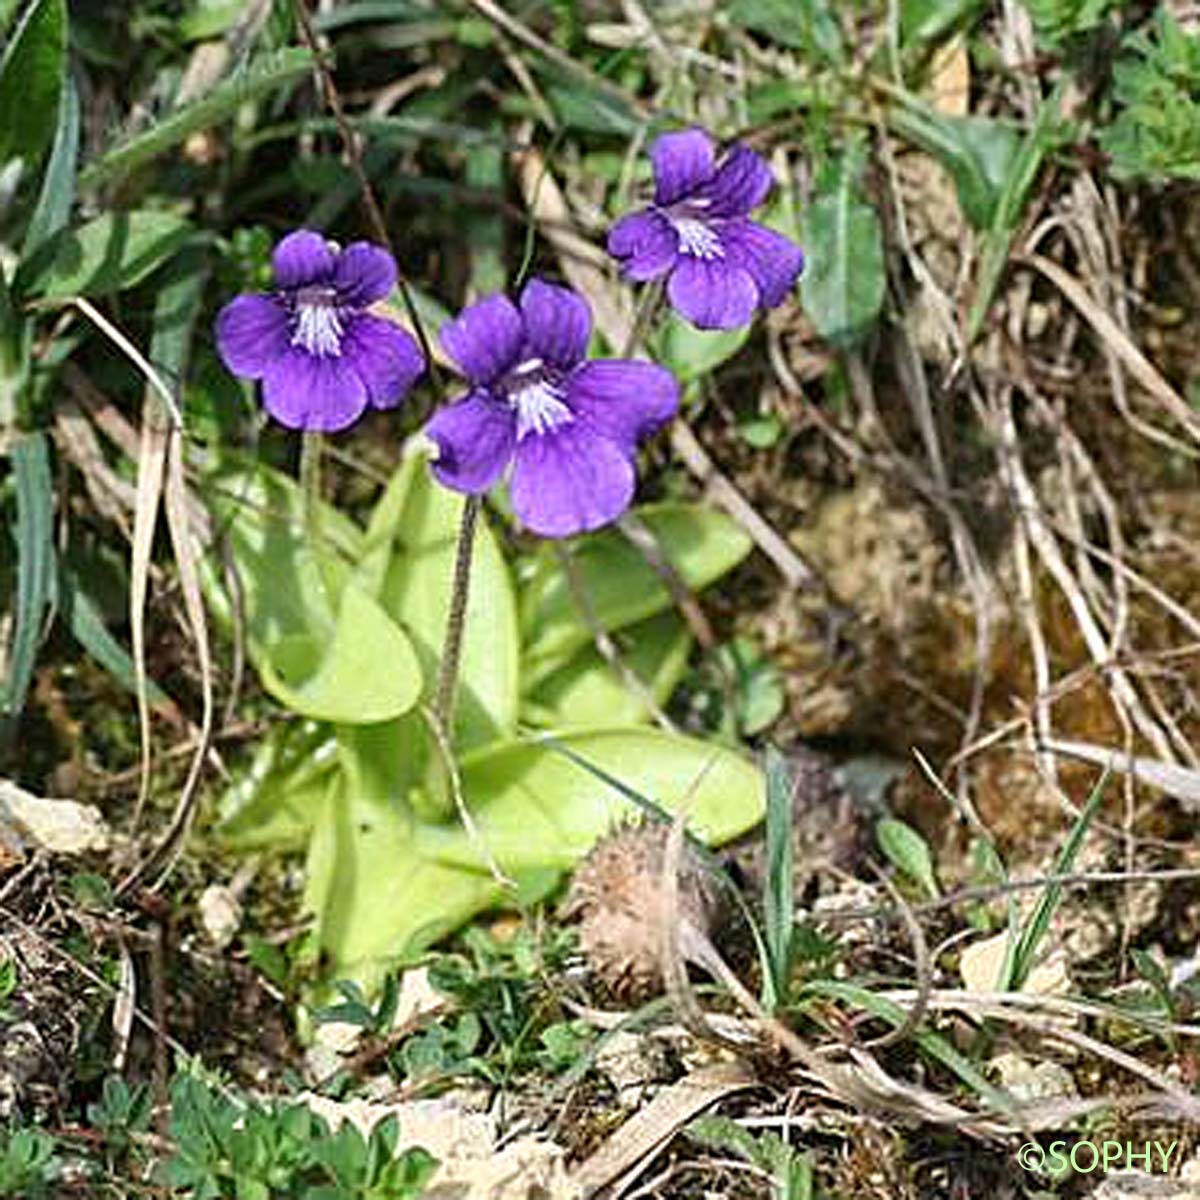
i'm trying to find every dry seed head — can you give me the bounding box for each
[565,822,724,1002]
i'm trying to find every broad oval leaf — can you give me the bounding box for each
[200,458,363,660]
[303,721,515,988]
[900,0,984,46]
[258,584,422,724]
[18,211,195,300]
[521,504,752,680]
[653,312,751,384]
[0,0,66,168]
[418,728,765,872]
[378,446,520,749]
[800,144,885,345]
[876,817,940,899]
[889,105,1020,229]
[727,0,844,62]
[524,611,692,728]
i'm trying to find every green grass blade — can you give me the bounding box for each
[1003,767,1109,991]
[60,570,168,705]
[802,979,1015,1116]
[763,747,795,1009]
[2,431,55,737]
[967,83,1067,341]
[23,69,78,256]
[78,47,314,189]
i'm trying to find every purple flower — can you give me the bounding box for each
[426,279,679,538]
[215,230,424,432]
[607,129,805,331]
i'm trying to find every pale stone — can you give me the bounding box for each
[0,780,109,855]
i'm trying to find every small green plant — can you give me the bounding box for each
[0,957,16,1019]
[1021,0,1116,47]
[391,924,585,1088]
[0,1127,60,1199]
[87,1075,153,1164]
[164,1072,436,1200]
[314,976,402,1038]
[1098,10,1200,181]
[687,1114,814,1200]
[210,446,764,993]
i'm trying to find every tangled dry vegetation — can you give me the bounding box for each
[3,1,1200,1198]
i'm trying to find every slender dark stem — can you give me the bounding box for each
[291,0,444,403]
[434,495,481,738]
[621,278,665,359]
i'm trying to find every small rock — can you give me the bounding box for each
[0,780,109,855]
[198,885,243,951]
[594,1030,672,1107]
[960,931,1070,997]
[990,1051,1076,1103]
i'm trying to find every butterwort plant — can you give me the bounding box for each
[426,278,679,538]
[608,128,805,330]
[215,229,425,432]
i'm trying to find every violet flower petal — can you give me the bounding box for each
[520,278,592,369]
[510,422,635,537]
[333,242,397,307]
[651,129,715,206]
[721,219,805,308]
[426,391,516,494]
[607,210,679,282]
[440,294,524,386]
[215,294,291,378]
[705,144,774,217]
[667,257,759,330]
[272,229,335,288]
[261,347,368,432]
[568,361,679,456]
[341,313,425,410]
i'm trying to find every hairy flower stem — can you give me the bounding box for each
[299,430,324,545]
[434,494,481,742]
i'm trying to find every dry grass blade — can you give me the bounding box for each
[1042,737,1200,809]
[111,935,136,1072]
[419,703,514,889]
[905,990,1200,1124]
[991,383,1178,763]
[1021,252,1200,450]
[570,1061,758,1198]
[129,410,169,828]
[118,427,216,893]
[860,865,931,1050]
[659,806,727,1046]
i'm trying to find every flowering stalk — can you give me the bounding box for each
[422,278,681,795]
[433,494,481,746]
[299,430,324,547]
